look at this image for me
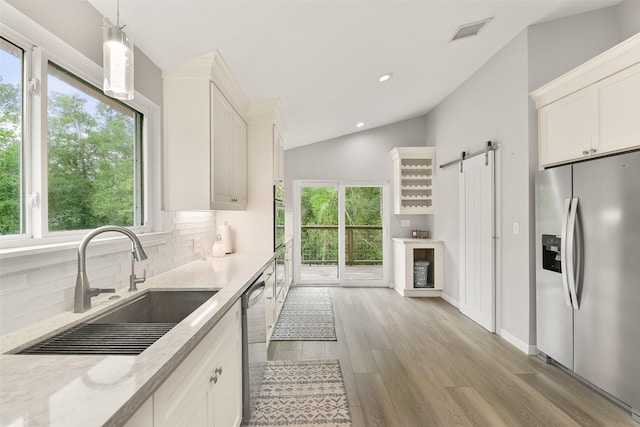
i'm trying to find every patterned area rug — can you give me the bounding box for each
[272,287,337,341]
[243,360,352,426]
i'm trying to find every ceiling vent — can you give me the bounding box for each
[451,18,493,42]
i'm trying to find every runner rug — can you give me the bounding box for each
[271,287,337,341]
[243,360,352,426]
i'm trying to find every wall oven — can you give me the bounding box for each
[274,184,285,251]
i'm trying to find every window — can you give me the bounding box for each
[47,63,143,231]
[0,37,24,235]
[0,24,156,244]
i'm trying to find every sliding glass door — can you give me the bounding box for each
[342,186,384,282]
[297,183,339,283]
[294,181,388,286]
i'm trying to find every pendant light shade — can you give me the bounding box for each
[103,15,134,100]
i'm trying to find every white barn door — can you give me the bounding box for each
[459,152,495,332]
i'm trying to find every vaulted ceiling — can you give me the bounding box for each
[89,0,621,149]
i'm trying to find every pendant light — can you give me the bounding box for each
[103,0,134,100]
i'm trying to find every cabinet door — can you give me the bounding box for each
[211,315,243,427]
[285,241,293,291]
[273,125,284,185]
[232,112,248,207]
[175,389,214,427]
[596,63,640,155]
[211,83,235,206]
[538,89,597,167]
[123,398,153,427]
[153,342,214,427]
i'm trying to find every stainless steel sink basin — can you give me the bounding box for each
[92,289,218,324]
[15,289,218,356]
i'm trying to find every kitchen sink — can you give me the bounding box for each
[91,289,218,324]
[15,289,218,356]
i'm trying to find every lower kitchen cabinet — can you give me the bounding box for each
[123,398,153,427]
[152,300,242,427]
[392,238,444,297]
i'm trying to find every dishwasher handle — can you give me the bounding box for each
[243,280,265,309]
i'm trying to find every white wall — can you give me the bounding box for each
[284,116,432,243]
[425,4,632,351]
[425,31,530,347]
[617,0,640,42]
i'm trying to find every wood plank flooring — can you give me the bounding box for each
[268,287,635,427]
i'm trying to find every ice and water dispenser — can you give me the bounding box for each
[542,234,562,273]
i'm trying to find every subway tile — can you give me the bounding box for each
[0,273,28,294]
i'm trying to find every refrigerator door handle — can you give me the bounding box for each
[560,197,573,307]
[567,197,580,309]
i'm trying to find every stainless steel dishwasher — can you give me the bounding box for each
[241,261,273,421]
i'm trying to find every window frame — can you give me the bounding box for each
[0,6,160,248]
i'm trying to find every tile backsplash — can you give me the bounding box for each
[0,211,216,336]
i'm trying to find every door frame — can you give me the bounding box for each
[293,180,390,286]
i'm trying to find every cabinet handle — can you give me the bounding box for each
[231,198,238,202]
[215,366,223,376]
[582,150,589,155]
[210,374,218,384]
[590,148,597,154]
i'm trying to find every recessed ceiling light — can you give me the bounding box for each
[356,122,365,128]
[378,73,393,82]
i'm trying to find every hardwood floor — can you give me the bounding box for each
[268,287,635,427]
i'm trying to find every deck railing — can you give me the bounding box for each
[300,225,382,265]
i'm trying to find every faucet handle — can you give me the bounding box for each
[135,269,147,284]
[89,288,116,297]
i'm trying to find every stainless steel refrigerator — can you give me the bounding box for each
[535,150,640,421]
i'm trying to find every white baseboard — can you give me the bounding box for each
[440,292,459,308]
[499,329,538,355]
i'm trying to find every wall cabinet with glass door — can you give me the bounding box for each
[163,52,249,211]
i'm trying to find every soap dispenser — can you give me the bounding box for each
[212,234,226,258]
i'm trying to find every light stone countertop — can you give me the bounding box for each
[0,252,274,427]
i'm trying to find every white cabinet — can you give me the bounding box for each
[285,239,293,292]
[532,33,640,169]
[389,147,436,215]
[123,398,153,427]
[216,100,287,254]
[163,52,249,211]
[392,238,444,297]
[263,259,277,344]
[595,63,640,155]
[538,89,597,166]
[211,84,248,209]
[153,301,242,427]
[273,125,284,185]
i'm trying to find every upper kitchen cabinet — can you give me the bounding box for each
[163,52,249,210]
[217,100,287,254]
[273,125,285,185]
[531,33,640,169]
[390,147,436,215]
